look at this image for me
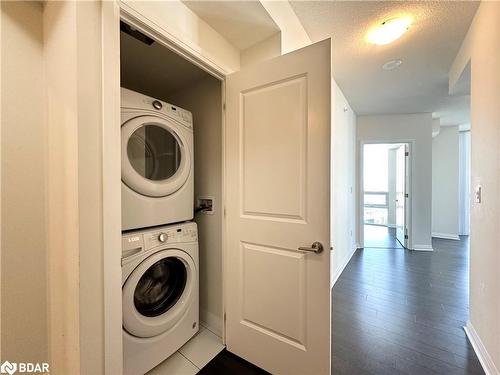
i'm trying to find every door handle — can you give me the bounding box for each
[298,241,324,254]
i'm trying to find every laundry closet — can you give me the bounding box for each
[120,19,224,373]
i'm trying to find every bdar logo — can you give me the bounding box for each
[0,361,17,375]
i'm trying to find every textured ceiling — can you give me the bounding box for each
[182,0,280,50]
[290,1,479,126]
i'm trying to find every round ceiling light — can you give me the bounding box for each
[367,17,413,45]
[382,59,403,70]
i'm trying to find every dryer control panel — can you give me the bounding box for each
[121,87,193,130]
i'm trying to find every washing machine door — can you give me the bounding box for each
[121,115,191,197]
[122,249,196,338]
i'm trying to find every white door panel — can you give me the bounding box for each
[225,39,332,375]
[395,145,407,247]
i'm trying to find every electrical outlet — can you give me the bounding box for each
[197,196,215,215]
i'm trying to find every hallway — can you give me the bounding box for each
[364,225,404,249]
[332,237,484,374]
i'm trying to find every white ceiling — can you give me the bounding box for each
[182,0,280,50]
[290,1,479,126]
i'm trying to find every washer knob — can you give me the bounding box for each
[152,100,162,110]
[158,233,167,243]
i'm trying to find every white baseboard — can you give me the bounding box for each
[464,321,499,375]
[412,244,434,251]
[200,309,223,338]
[387,224,396,228]
[331,245,359,288]
[432,232,460,240]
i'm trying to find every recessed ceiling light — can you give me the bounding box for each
[382,59,403,70]
[368,17,413,45]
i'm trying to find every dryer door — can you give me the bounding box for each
[123,249,196,338]
[122,115,191,197]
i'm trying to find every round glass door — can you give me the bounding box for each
[134,257,187,317]
[127,125,181,182]
[122,249,195,338]
[121,116,191,197]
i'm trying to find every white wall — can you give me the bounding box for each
[241,33,281,68]
[432,126,460,240]
[120,0,240,74]
[259,0,310,54]
[1,2,124,372]
[450,2,500,371]
[170,76,224,336]
[357,113,433,250]
[1,1,48,363]
[331,81,357,286]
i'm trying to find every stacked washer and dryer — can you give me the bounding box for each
[121,88,199,375]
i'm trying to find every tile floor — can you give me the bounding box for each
[147,324,225,375]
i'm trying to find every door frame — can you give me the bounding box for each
[101,3,229,369]
[359,140,414,249]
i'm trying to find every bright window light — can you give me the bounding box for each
[364,145,389,191]
[367,17,413,45]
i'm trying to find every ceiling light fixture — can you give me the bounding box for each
[382,59,403,70]
[367,17,413,45]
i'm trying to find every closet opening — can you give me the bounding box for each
[120,18,225,374]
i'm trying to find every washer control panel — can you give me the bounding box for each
[122,222,197,258]
[144,224,197,251]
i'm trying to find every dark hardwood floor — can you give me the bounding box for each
[333,233,484,375]
[199,349,269,375]
[364,225,404,249]
[201,231,483,374]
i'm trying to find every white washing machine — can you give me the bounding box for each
[121,88,194,231]
[122,222,199,375]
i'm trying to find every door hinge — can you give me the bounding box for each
[405,234,408,239]
[405,151,409,157]
[224,312,226,323]
[405,193,409,198]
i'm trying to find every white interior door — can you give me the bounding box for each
[395,145,407,247]
[225,40,332,374]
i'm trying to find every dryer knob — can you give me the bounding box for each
[158,233,167,243]
[152,100,162,110]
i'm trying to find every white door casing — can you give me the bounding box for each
[225,39,332,374]
[395,145,407,248]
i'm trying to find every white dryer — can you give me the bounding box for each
[121,88,194,231]
[122,222,199,375]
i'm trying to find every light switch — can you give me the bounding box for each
[474,185,482,204]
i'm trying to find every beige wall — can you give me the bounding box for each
[357,113,433,250]
[120,0,240,74]
[170,76,224,335]
[241,33,281,68]
[331,81,357,285]
[1,1,48,363]
[450,2,500,370]
[432,126,460,239]
[1,2,122,372]
[43,2,82,372]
